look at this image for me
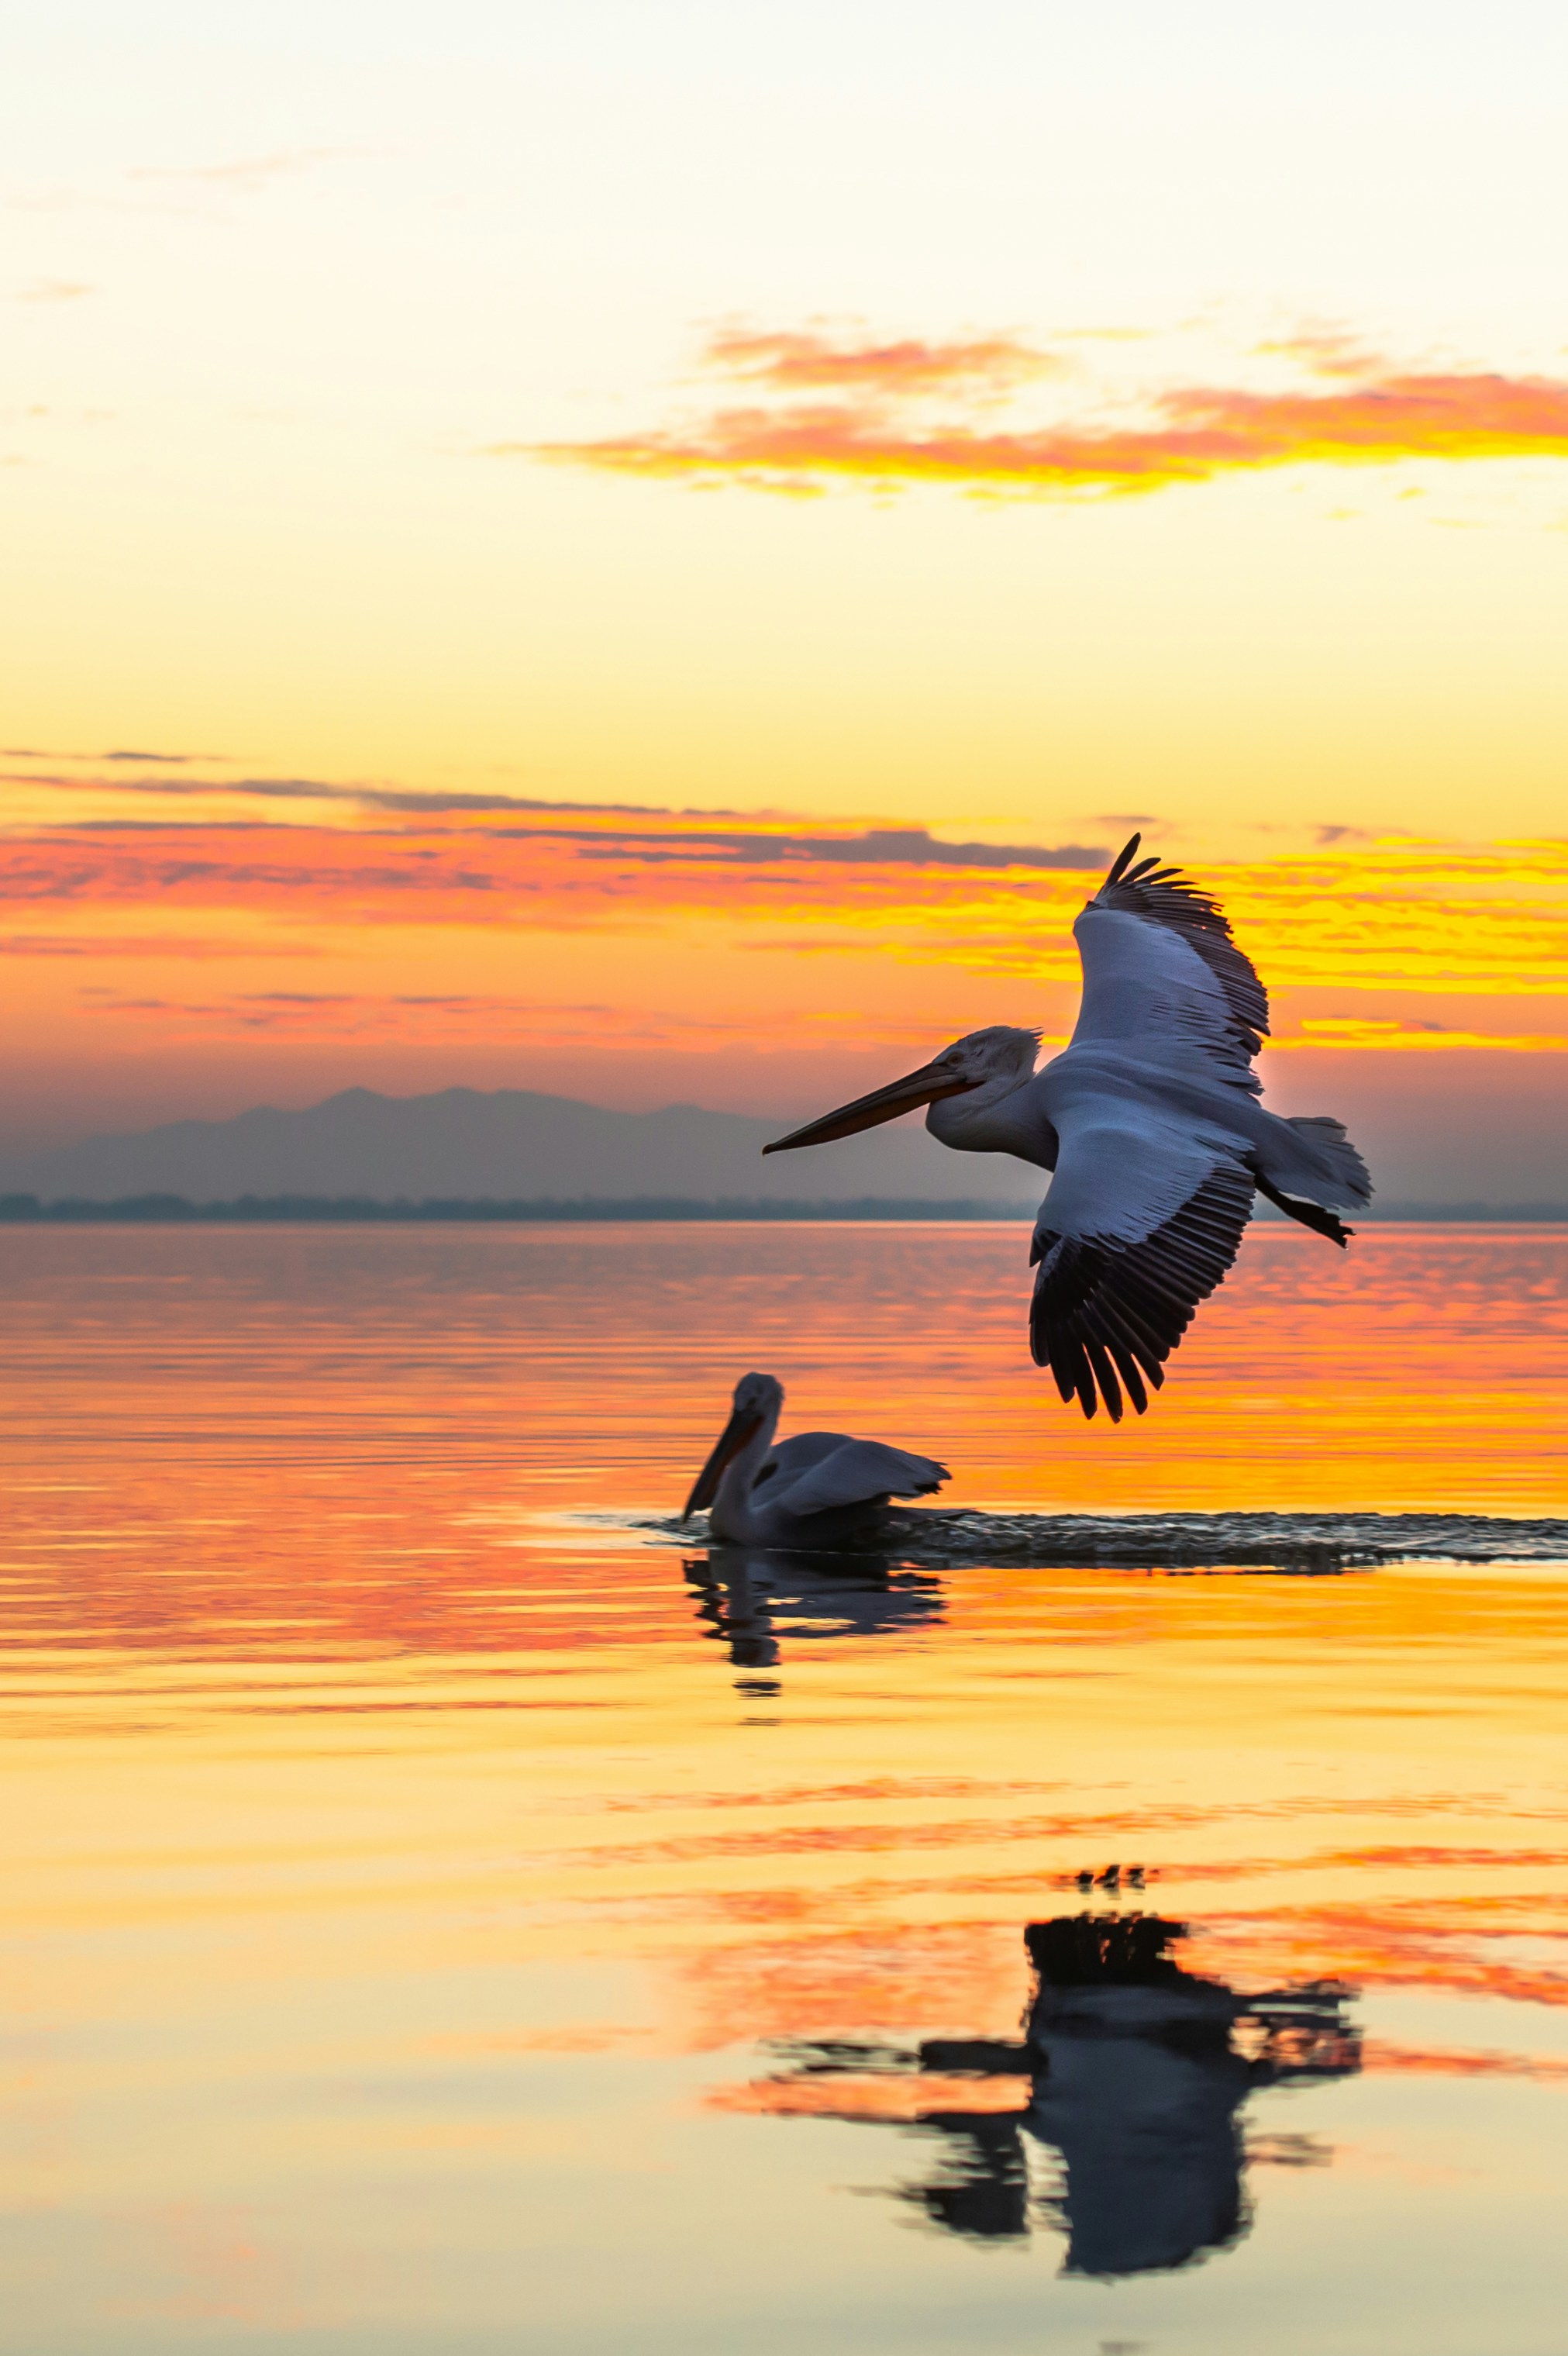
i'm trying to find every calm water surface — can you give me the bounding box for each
[3,1223,1568,2353]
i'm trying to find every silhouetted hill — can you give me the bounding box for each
[0,1085,1036,1207]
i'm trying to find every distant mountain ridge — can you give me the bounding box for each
[0,1085,1036,1207]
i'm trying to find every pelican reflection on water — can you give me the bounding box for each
[739,1910,1360,2276]
[684,1549,946,1684]
[765,835,1372,1420]
[683,1371,949,1548]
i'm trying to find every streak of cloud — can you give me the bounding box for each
[79,988,884,1050]
[3,747,225,764]
[703,326,1058,398]
[41,813,1101,874]
[6,771,1105,871]
[1278,1017,1568,1051]
[104,749,208,764]
[1255,326,1385,378]
[522,351,1568,498]
[2,769,698,818]
[557,825,1104,872]
[128,149,354,194]
[0,932,318,961]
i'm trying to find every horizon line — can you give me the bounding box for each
[0,1194,1562,1226]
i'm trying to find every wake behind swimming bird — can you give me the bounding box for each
[765,835,1372,1422]
[683,1371,949,1548]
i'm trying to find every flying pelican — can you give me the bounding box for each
[683,1371,949,1547]
[763,835,1371,1423]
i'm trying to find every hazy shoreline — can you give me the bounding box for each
[0,1194,1563,1224]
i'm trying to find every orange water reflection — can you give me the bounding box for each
[5,1223,1567,1608]
[3,1226,1568,2347]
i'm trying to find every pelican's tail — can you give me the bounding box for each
[1283,1115,1373,1212]
[1251,1112,1371,1248]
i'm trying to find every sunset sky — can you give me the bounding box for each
[5,0,1568,1189]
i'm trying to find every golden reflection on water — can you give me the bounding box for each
[2,1225,1568,2350]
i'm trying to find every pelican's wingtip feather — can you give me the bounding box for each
[1101,833,1143,891]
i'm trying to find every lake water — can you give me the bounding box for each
[3,1223,1568,2354]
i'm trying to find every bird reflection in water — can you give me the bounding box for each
[684,1551,945,1695]
[743,1911,1359,2276]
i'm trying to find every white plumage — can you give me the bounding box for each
[764,836,1372,1422]
[683,1371,949,1547]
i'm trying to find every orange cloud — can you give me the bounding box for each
[702,326,1056,398]
[6,802,1568,1009]
[526,355,1568,498]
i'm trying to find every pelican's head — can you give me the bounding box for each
[762,1026,1040,1155]
[683,1371,784,1519]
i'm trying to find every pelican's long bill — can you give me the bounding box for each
[762,1059,975,1155]
[683,1408,764,1519]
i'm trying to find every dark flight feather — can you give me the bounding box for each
[1029,1161,1256,1421]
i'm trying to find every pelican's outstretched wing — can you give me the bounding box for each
[1029,1119,1255,1422]
[1070,836,1268,1082]
[1030,838,1266,1417]
[765,1432,949,1517]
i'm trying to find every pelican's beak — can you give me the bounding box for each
[683,1409,764,1519]
[762,1059,975,1154]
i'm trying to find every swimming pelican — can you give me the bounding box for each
[683,1371,949,1547]
[763,836,1371,1423]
